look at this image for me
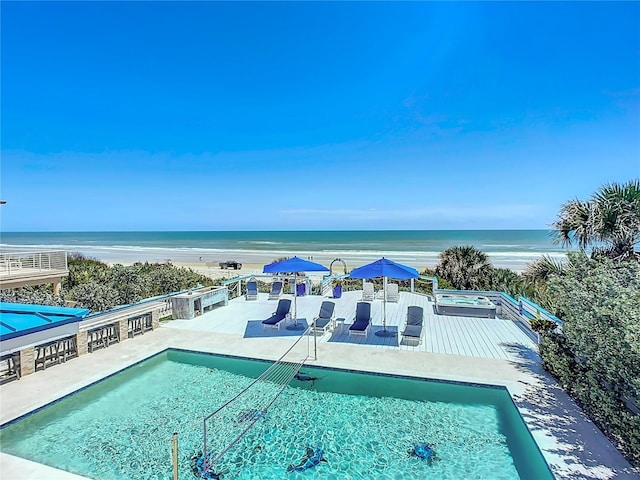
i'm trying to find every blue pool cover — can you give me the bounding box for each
[0,302,90,341]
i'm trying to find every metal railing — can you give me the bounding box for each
[201,331,310,475]
[0,250,68,275]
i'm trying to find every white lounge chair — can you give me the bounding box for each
[362,282,375,302]
[386,283,399,303]
[268,281,283,300]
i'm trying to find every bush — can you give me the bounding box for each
[418,268,452,294]
[0,285,65,306]
[540,332,640,464]
[58,254,217,312]
[69,282,120,312]
[539,253,640,465]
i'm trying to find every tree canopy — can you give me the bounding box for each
[552,179,640,262]
[434,245,493,290]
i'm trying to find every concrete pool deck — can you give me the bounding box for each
[1,291,638,479]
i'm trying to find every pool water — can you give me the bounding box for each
[0,350,553,480]
[436,294,493,306]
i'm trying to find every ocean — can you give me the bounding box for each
[0,230,569,271]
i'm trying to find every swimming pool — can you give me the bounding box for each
[0,349,553,479]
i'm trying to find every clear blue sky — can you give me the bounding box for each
[1,1,639,231]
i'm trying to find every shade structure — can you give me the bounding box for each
[349,257,419,337]
[263,257,329,330]
[263,257,329,275]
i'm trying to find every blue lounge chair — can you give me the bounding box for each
[268,281,283,300]
[262,299,291,330]
[400,306,424,346]
[246,278,258,300]
[349,302,371,336]
[311,301,335,334]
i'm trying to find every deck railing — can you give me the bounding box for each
[0,250,68,275]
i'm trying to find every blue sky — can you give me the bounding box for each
[1,1,639,231]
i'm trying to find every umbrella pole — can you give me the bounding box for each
[383,276,387,331]
[375,276,395,337]
[294,274,298,325]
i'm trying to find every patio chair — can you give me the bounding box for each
[362,282,375,302]
[262,299,291,330]
[400,306,424,346]
[246,278,258,301]
[386,283,399,303]
[268,281,283,300]
[349,302,371,336]
[311,301,335,334]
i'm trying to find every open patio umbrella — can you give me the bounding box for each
[349,257,419,337]
[263,256,329,330]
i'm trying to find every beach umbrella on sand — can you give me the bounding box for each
[349,257,419,337]
[263,256,329,329]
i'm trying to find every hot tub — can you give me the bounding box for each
[435,294,496,318]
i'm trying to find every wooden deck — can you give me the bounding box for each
[165,290,537,361]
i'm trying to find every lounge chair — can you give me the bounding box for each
[246,278,258,300]
[400,306,424,346]
[268,281,283,300]
[386,283,399,303]
[311,301,335,334]
[349,302,371,336]
[262,299,291,330]
[362,282,375,302]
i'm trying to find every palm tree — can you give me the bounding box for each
[521,255,567,314]
[552,179,640,262]
[485,267,524,297]
[523,255,566,284]
[435,246,492,290]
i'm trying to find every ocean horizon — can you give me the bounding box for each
[0,230,570,271]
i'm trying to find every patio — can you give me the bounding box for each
[164,289,537,362]
[1,286,637,479]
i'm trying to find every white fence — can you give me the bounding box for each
[0,250,68,275]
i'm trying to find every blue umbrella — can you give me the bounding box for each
[263,257,329,329]
[349,257,419,337]
[263,257,330,275]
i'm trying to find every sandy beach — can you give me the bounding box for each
[104,252,537,281]
[102,249,541,280]
[106,258,370,282]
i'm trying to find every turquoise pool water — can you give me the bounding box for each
[436,294,493,306]
[0,349,553,480]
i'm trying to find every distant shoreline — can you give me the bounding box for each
[0,229,569,274]
[100,250,557,276]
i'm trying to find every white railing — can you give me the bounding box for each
[0,250,68,275]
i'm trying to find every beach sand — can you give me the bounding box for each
[105,259,383,281]
[104,252,530,281]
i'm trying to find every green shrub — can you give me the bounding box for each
[539,253,640,466]
[540,332,640,464]
[60,254,216,312]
